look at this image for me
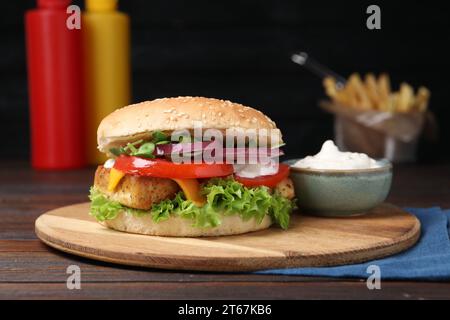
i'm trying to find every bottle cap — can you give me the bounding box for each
[85,0,118,11]
[38,0,72,9]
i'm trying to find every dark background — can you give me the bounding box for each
[2,0,449,162]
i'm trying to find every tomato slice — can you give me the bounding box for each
[234,164,290,188]
[113,156,234,179]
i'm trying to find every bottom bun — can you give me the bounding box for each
[101,211,273,237]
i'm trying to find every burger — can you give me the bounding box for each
[89,96,296,237]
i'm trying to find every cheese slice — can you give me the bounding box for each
[173,178,206,207]
[108,168,125,191]
[107,168,205,207]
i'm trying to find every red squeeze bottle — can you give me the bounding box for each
[25,0,85,169]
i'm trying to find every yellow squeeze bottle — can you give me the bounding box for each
[82,0,131,164]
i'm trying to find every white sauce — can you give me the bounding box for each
[233,162,279,178]
[293,140,379,170]
[104,158,115,169]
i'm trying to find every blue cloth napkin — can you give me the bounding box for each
[257,207,450,280]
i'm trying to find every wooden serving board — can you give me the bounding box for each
[35,203,420,272]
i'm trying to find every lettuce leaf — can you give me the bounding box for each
[89,178,296,229]
[89,186,124,222]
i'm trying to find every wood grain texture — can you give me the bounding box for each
[35,202,420,272]
[3,281,450,300]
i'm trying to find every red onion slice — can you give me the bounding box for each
[154,142,283,162]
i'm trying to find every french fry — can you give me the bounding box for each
[388,92,399,113]
[323,76,351,107]
[338,80,355,108]
[335,86,346,106]
[324,76,349,107]
[415,86,430,112]
[343,85,358,108]
[397,83,415,112]
[323,76,338,98]
[322,71,430,114]
[348,73,371,110]
[377,73,391,112]
[364,73,380,109]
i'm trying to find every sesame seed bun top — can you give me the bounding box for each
[97,96,282,154]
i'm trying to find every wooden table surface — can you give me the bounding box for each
[1,161,450,300]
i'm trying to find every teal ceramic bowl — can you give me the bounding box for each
[286,159,393,217]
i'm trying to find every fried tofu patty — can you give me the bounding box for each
[94,166,180,210]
